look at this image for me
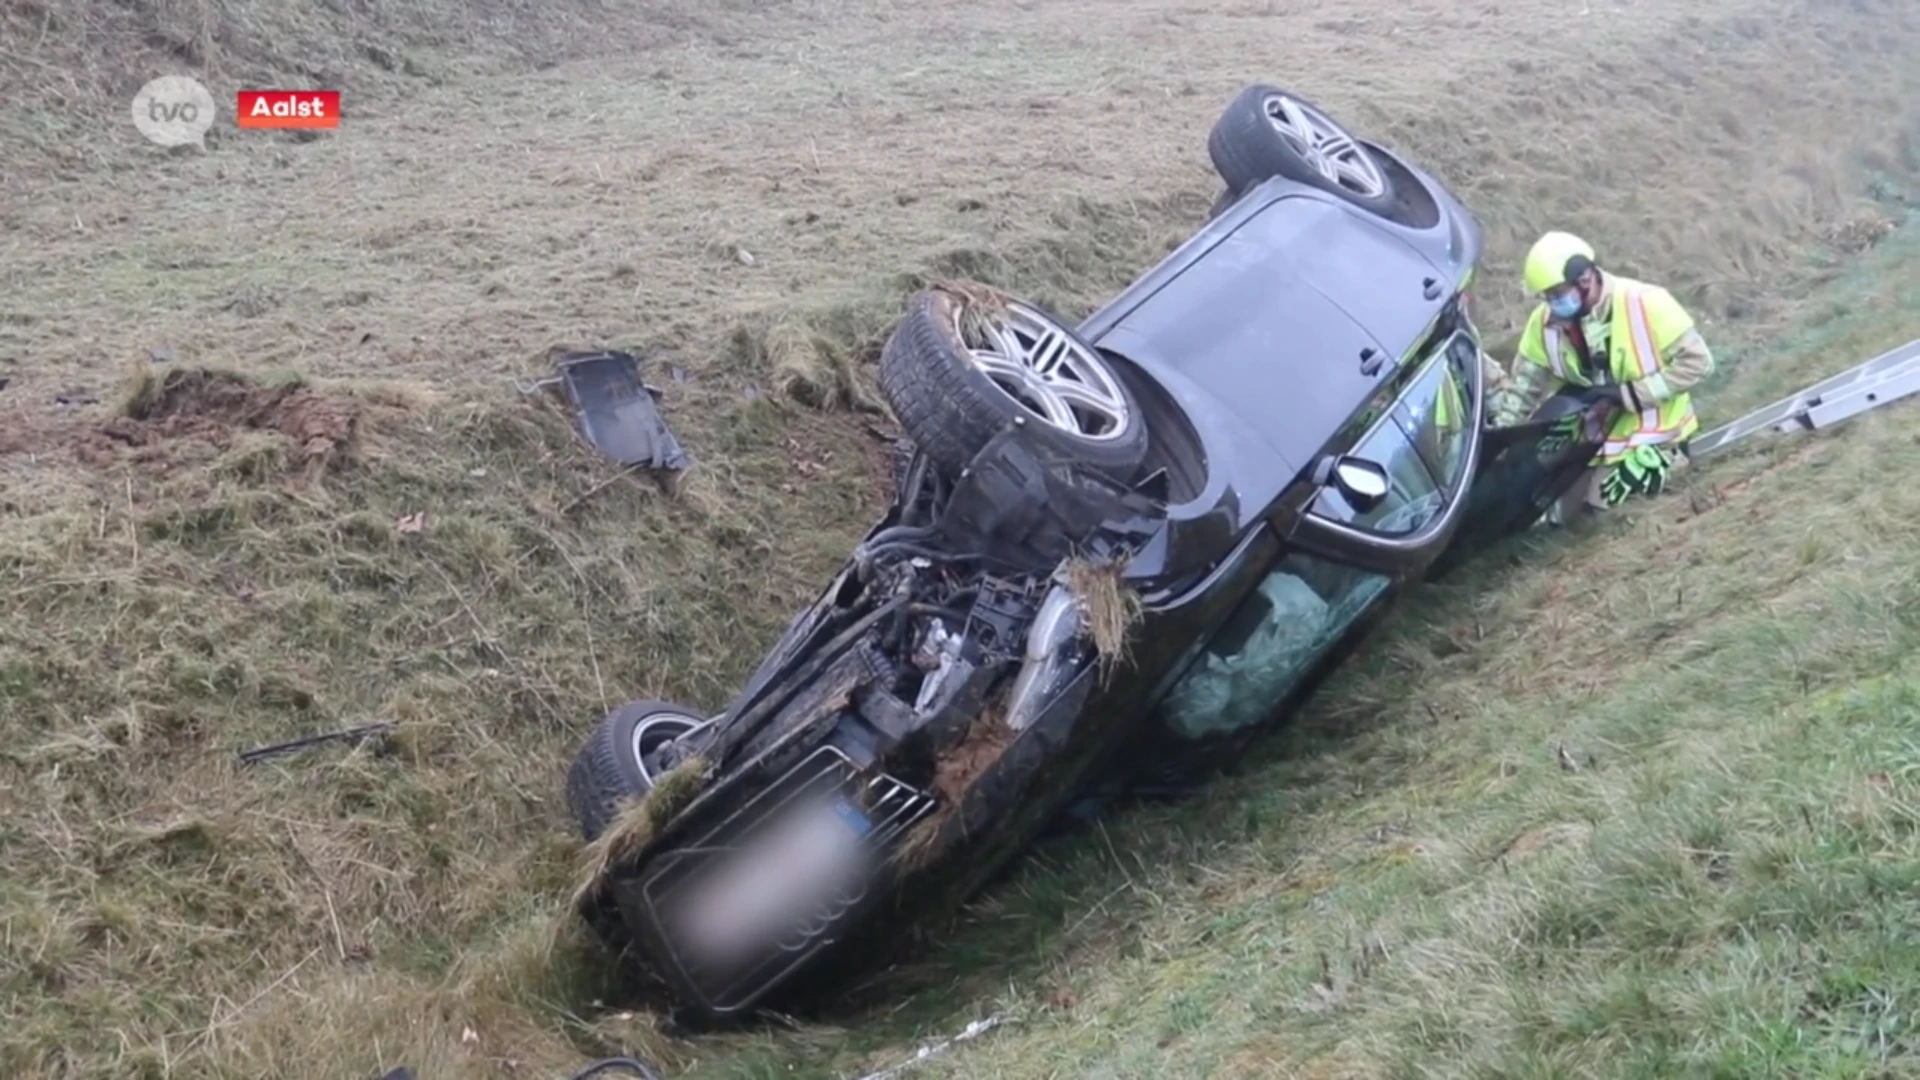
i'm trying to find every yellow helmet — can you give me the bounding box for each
[1522,231,1597,295]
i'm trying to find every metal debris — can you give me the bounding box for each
[852,1014,1010,1080]
[1687,335,1920,460]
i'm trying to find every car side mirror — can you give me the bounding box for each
[1313,454,1391,514]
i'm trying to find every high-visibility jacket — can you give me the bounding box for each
[1435,360,1465,433]
[1513,273,1713,465]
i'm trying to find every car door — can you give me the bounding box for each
[1145,336,1478,747]
[1286,327,1485,578]
[1425,388,1608,580]
[1136,328,1482,749]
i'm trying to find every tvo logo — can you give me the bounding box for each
[131,75,216,148]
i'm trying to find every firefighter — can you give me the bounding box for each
[1490,231,1716,525]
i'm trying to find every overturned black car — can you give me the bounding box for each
[563,83,1606,1023]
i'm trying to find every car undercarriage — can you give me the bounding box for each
[571,386,1191,1011]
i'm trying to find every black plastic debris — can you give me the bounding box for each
[520,349,691,472]
[238,722,395,765]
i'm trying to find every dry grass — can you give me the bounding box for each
[932,279,1020,356]
[1060,555,1143,677]
[0,358,886,1078]
[568,755,709,913]
[2,0,1919,1076]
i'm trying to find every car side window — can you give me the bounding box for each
[1310,410,1443,535]
[1310,345,1469,535]
[1396,333,1475,493]
[1154,549,1391,742]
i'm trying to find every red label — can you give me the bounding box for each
[236,90,341,129]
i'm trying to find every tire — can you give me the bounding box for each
[889,436,918,496]
[1207,83,1398,216]
[565,700,709,842]
[877,286,1149,484]
[1206,187,1238,222]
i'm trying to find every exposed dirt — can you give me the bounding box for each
[2,368,361,473]
[125,369,354,458]
[892,704,1018,876]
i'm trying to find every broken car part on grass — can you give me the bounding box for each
[236,722,395,765]
[519,348,692,473]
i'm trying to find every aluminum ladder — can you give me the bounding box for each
[1686,336,1920,462]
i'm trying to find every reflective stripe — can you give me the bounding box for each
[1532,279,1698,464]
[1600,398,1700,461]
[1540,285,1662,384]
[1601,407,1670,456]
[1621,289,1661,379]
[1540,324,1574,381]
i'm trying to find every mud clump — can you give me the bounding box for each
[889,704,1016,875]
[78,368,360,472]
[929,707,1014,807]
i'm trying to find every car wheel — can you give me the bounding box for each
[889,436,918,495]
[1207,83,1398,216]
[877,285,1149,484]
[565,700,710,842]
[1206,186,1238,221]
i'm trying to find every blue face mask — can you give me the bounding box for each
[1548,290,1584,320]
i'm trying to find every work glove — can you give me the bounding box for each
[1487,385,1528,428]
[1538,382,1621,455]
[1536,413,1586,457]
[1598,445,1673,506]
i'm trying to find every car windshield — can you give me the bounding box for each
[1310,331,1475,535]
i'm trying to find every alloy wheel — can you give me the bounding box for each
[953,302,1133,440]
[1261,92,1388,199]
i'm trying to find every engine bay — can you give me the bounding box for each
[605,423,1181,1012]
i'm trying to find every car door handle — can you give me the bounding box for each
[1359,347,1383,376]
[1422,277,1443,301]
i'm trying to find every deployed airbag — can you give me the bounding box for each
[1159,572,1329,741]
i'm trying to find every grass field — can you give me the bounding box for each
[2,0,1919,1077]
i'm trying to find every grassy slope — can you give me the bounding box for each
[1,0,1919,1077]
[753,224,1920,1080]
